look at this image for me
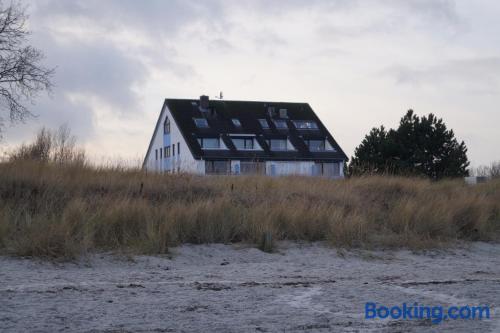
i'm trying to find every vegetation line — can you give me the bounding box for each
[1,159,499,259]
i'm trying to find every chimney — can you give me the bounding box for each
[199,95,209,110]
[279,108,288,118]
[267,106,276,117]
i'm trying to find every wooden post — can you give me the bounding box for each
[261,231,273,253]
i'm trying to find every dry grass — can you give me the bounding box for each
[0,160,499,259]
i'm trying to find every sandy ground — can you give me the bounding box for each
[1,242,500,333]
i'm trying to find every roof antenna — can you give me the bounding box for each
[215,91,223,100]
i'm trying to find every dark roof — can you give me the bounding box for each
[146,98,348,164]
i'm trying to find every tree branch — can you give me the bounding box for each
[0,1,54,134]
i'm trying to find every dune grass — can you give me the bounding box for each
[0,160,499,259]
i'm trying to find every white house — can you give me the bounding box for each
[143,96,348,177]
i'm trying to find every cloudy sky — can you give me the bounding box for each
[1,0,499,167]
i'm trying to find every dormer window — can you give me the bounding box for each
[198,137,220,149]
[194,118,209,128]
[258,119,269,129]
[232,137,254,150]
[293,120,318,130]
[305,139,325,151]
[229,134,262,150]
[267,139,295,151]
[164,117,170,134]
[304,139,336,152]
[273,119,288,129]
[232,118,242,128]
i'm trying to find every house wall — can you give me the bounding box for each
[464,176,490,185]
[144,104,204,174]
[202,160,344,177]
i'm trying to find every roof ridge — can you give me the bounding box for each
[165,98,309,104]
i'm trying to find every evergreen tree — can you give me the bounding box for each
[349,126,396,175]
[349,110,469,179]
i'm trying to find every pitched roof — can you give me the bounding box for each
[145,98,348,165]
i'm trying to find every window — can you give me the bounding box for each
[165,146,170,157]
[258,119,269,129]
[194,118,209,128]
[293,120,318,130]
[232,137,254,150]
[324,163,340,177]
[205,160,230,174]
[273,119,288,129]
[160,148,163,159]
[198,138,220,149]
[267,139,288,151]
[240,162,265,174]
[312,163,340,177]
[305,139,325,151]
[164,117,170,134]
[232,118,242,127]
[155,149,158,160]
[177,142,180,155]
[172,144,175,156]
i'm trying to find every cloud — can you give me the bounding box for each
[33,0,229,38]
[1,0,497,167]
[2,92,95,144]
[317,0,462,41]
[50,41,148,111]
[207,38,234,53]
[385,57,500,94]
[396,0,459,23]
[4,0,206,145]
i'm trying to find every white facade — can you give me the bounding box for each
[143,104,204,174]
[464,176,490,185]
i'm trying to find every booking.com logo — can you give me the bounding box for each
[365,302,491,324]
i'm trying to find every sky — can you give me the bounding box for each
[1,0,499,167]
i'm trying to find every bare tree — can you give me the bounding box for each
[491,162,500,179]
[9,124,86,166]
[0,2,54,134]
[52,123,86,165]
[473,161,500,179]
[9,126,52,162]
